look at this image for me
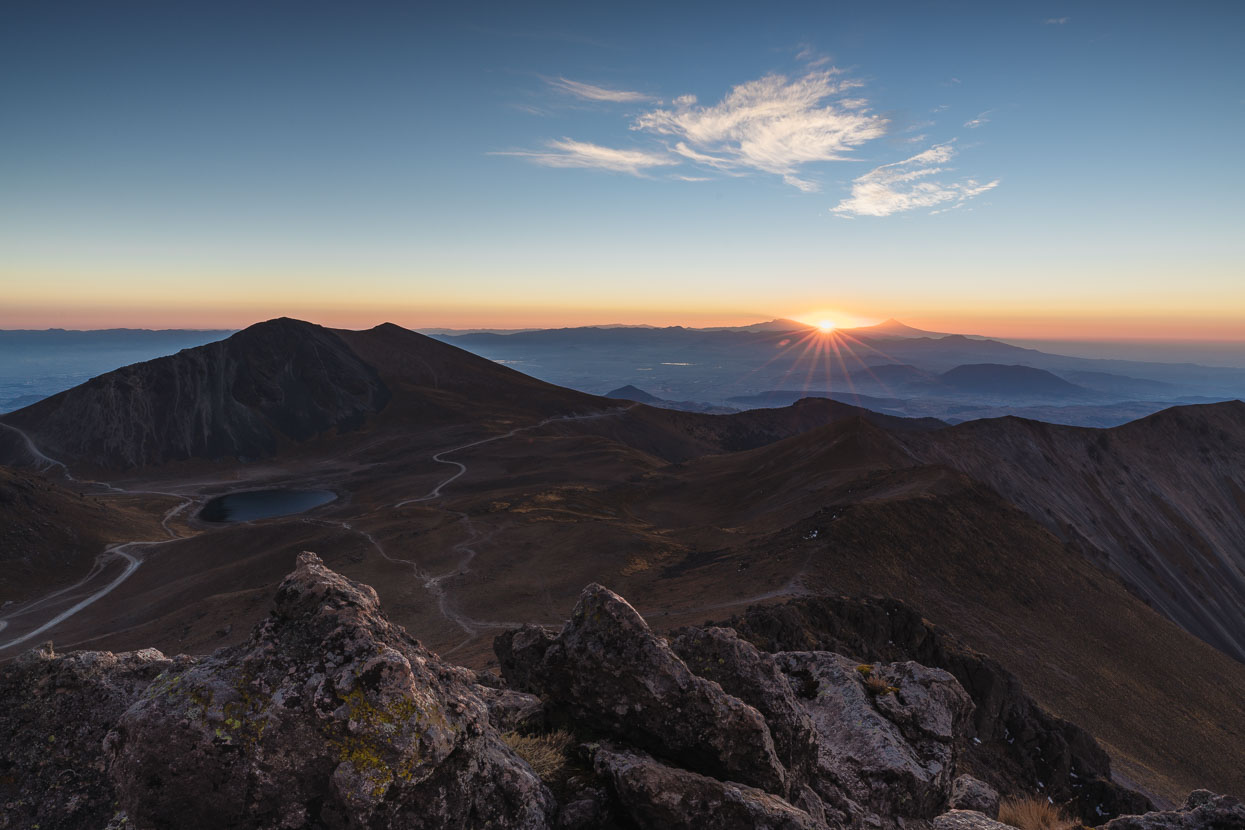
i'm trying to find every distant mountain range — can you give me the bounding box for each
[431,320,1245,426]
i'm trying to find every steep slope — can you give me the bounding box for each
[0,466,154,602]
[900,401,1245,662]
[0,318,391,470]
[629,422,1245,800]
[0,320,618,473]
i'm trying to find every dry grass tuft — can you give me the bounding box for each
[501,729,575,782]
[857,665,898,696]
[999,796,1078,830]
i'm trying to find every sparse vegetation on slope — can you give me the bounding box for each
[998,796,1078,830]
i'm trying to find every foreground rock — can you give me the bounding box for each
[723,595,1154,820]
[670,625,820,784]
[1100,791,1245,830]
[2,555,1227,830]
[933,809,1015,830]
[0,645,185,830]
[775,652,973,824]
[106,552,554,830]
[593,744,826,830]
[497,583,788,794]
[949,775,1001,818]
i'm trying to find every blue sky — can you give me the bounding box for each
[2,0,1242,337]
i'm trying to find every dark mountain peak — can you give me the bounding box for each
[1,318,391,470]
[606,385,663,402]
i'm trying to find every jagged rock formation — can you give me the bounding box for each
[107,552,553,829]
[592,745,824,830]
[1100,791,1245,830]
[499,582,975,829]
[496,585,789,795]
[0,645,189,830]
[721,595,1153,820]
[0,554,1233,830]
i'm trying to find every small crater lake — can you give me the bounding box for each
[199,489,337,523]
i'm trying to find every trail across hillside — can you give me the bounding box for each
[0,424,196,654]
[387,407,635,652]
[0,407,631,656]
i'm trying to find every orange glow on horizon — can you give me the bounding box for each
[0,301,1241,342]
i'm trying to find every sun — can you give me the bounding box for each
[817,320,835,332]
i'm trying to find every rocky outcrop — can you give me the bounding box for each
[499,583,979,830]
[1,554,1230,830]
[950,775,1001,818]
[475,683,545,733]
[1100,791,1245,830]
[106,552,553,829]
[0,644,188,830]
[593,744,826,829]
[722,595,1152,821]
[775,652,973,822]
[496,584,788,794]
[670,625,820,783]
[933,809,1015,830]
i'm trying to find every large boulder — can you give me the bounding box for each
[593,744,826,830]
[496,583,788,794]
[0,644,185,830]
[671,626,820,783]
[1101,792,1245,830]
[933,810,1015,830]
[950,775,1001,818]
[106,552,554,830]
[724,596,1152,820]
[775,652,973,822]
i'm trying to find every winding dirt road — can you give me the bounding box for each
[0,408,631,655]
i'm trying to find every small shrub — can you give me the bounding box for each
[862,671,899,697]
[999,796,1077,830]
[501,729,574,783]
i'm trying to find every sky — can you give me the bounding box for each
[1,0,1243,339]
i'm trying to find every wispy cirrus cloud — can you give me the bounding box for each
[964,110,993,128]
[492,138,676,175]
[831,143,998,217]
[545,77,654,103]
[1044,17,1070,24]
[632,71,887,192]
[499,65,997,217]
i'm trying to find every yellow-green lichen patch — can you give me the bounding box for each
[327,685,458,797]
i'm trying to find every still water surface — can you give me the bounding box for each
[199,489,336,523]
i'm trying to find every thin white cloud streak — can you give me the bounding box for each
[633,71,887,191]
[546,77,653,102]
[964,110,993,128]
[1044,17,1069,24]
[831,143,998,217]
[492,138,677,175]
